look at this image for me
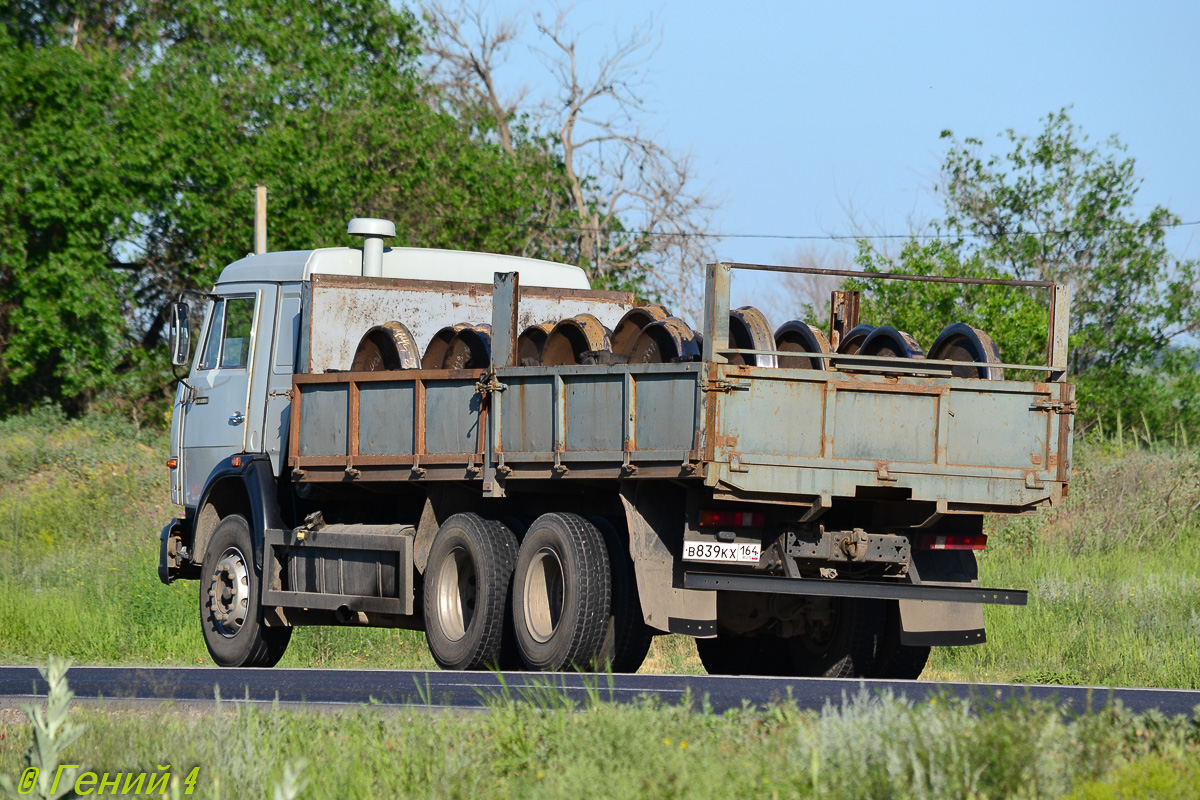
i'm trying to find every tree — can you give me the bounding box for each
[423,1,715,318]
[937,109,1198,373]
[0,0,577,414]
[853,240,1047,368]
[856,109,1200,438]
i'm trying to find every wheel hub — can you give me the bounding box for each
[208,547,250,638]
[524,548,565,643]
[436,546,477,642]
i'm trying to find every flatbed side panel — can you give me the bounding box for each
[494,363,702,469]
[305,275,634,374]
[290,370,485,470]
[711,364,1067,509]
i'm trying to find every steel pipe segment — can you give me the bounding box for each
[727,306,778,367]
[442,324,493,369]
[859,326,926,359]
[422,323,472,369]
[541,314,613,366]
[350,321,421,371]
[773,320,832,370]
[517,322,556,366]
[836,324,875,355]
[611,304,670,357]
[928,322,1004,380]
[627,317,701,363]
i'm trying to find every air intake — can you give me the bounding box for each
[347,218,396,278]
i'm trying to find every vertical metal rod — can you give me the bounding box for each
[702,262,731,363]
[1047,283,1070,381]
[828,290,860,351]
[254,185,268,255]
[489,272,519,369]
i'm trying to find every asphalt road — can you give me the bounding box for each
[1,666,1197,717]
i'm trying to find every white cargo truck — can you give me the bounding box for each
[159,218,1074,677]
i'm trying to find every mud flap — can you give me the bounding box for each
[899,550,986,646]
[619,485,716,636]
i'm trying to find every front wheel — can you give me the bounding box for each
[200,514,291,667]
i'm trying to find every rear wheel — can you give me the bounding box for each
[423,514,518,670]
[200,514,291,667]
[785,597,887,678]
[512,513,612,671]
[868,601,931,679]
[590,516,654,673]
[696,634,788,676]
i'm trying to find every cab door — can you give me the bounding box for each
[180,285,276,507]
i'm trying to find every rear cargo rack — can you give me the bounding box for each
[703,261,1070,381]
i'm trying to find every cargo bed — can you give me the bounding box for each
[289,265,1072,516]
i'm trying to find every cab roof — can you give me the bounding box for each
[215,246,591,290]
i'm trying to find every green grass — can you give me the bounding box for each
[3,682,1199,799]
[928,444,1200,689]
[0,409,1198,687]
[0,408,436,670]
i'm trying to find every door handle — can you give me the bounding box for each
[229,412,245,425]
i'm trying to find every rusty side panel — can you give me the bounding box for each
[305,274,634,374]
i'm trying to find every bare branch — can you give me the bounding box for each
[422,2,717,318]
[422,1,528,154]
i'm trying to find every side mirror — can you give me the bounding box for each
[169,302,191,367]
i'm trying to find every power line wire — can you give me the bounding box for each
[359,202,1200,243]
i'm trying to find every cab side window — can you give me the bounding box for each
[198,297,256,371]
[198,300,225,371]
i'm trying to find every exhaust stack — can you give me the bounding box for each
[347,218,396,278]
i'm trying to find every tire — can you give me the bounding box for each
[785,597,887,678]
[423,514,518,671]
[590,516,654,673]
[512,513,612,671]
[200,514,291,668]
[868,601,931,679]
[696,635,789,676]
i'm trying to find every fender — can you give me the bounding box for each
[193,455,288,573]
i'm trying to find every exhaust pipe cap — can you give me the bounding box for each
[347,217,396,238]
[347,217,395,278]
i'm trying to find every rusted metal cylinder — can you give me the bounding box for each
[422,323,472,369]
[727,306,777,367]
[611,304,670,357]
[350,321,421,371]
[836,324,875,355]
[859,326,925,359]
[442,324,493,369]
[627,317,701,363]
[541,314,613,366]
[928,322,1004,379]
[517,322,556,366]
[773,320,832,370]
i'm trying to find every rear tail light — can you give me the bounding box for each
[166,458,178,469]
[919,533,987,551]
[699,509,765,528]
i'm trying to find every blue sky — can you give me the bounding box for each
[421,0,1200,308]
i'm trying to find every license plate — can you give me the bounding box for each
[682,541,761,564]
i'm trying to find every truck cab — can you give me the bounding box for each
[163,236,590,579]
